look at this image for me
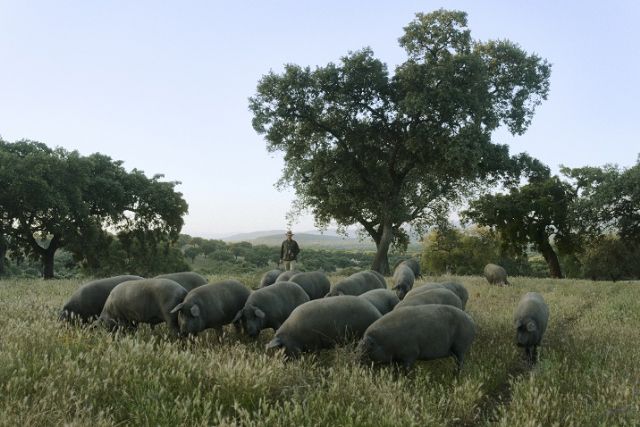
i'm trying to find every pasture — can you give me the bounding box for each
[0,274,638,426]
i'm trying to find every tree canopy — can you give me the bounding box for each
[463,161,577,278]
[421,224,531,276]
[249,9,551,273]
[0,138,188,278]
[464,157,640,279]
[562,158,640,243]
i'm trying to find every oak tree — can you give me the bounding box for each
[0,139,188,278]
[562,158,640,243]
[249,9,550,273]
[464,157,579,278]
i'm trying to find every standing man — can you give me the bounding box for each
[280,230,300,271]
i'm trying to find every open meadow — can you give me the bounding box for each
[0,274,638,426]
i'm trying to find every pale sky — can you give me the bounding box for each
[1,1,638,238]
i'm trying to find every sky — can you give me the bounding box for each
[1,1,639,238]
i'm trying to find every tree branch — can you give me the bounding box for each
[354,214,380,242]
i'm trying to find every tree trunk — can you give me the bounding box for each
[43,248,56,279]
[33,234,60,280]
[371,222,393,275]
[0,240,6,276]
[539,239,563,279]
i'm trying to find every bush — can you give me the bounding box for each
[558,253,583,279]
[421,226,528,276]
[182,235,378,275]
[580,236,640,281]
[527,255,549,278]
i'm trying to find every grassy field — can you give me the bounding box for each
[0,274,638,426]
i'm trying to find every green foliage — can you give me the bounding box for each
[2,249,79,279]
[179,236,267,273]
[241,244,276,267]
[200,239,227,257]
[228,241,253,260]
[420,224,640,280]
[463,158,640,280]
[494,255,534,278]
[0,138,188,279]
[1,276,638,425]
[183,245,202,262]
[249,9,550,273]
[87,237,189,277]
[464,161,577,278]
[178,235,380,276]
[556,253,583,279]
[422,226,481,275]
[580,235,640,281]
[562,158,640,243]
[527,255,552,278]
[421,225,530,276]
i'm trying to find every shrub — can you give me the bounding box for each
[421,226,529,276]
[580,235,640,281]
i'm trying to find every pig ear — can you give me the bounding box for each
[190,304,201,318]
[254,308,266,319]
[392,285,399,290]
[526,321,536,332]
[170,303,184,314]
[232,309,243,323]
[515,319,523,328]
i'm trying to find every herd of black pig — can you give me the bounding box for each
[59,260,549,371]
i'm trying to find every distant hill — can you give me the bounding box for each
[222,230,287,242]
[229,232,378,250]
[223,230,422,252]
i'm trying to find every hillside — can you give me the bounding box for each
[223,230,423,251]
[243,232,377,250]
[221,230,288,242]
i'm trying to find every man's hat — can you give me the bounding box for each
[286,230,294,236]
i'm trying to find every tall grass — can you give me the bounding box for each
[0,275,638,426]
